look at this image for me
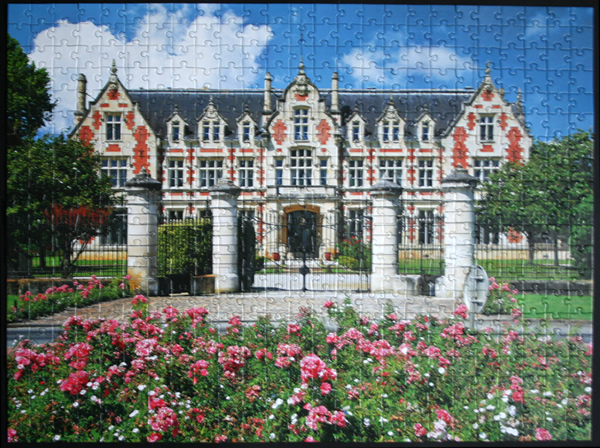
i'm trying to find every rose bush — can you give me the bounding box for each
[8,275,131,323]
[7,295,592,442]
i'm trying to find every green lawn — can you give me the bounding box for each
[517,293,593,320]
[477,259,580,282]
[6,295,20,313]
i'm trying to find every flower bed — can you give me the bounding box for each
[7,297,592,443]
[7,276,131,323]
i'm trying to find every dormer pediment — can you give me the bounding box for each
[376,100,404,124]
[198,97,225,123]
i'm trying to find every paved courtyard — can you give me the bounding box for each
[7,289,592,345]
[9,289,461,327]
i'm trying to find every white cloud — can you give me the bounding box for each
[28,4,273,135]
[343,41,474,88]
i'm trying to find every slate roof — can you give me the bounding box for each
[128,88,475,141]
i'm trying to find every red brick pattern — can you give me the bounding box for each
[92,111,102,130]
[273,120,287,145]
[126,111,136,130]
[508,228,523,243]
[506,127,523,163]
[316,120,330,144]
[451,127,469,169]
[467,112,476,131]
[481,90,494,101]
[79,126,94,145]
[107,89,120,100]
[132,126,150,174]
[499,112,508,130]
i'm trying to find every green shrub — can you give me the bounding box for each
[337,236,371,270]
[158,219,211,277]
[338,255,360,270]
[569,195,593,279]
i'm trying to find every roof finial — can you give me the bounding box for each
[485,61,491,76]
[299,56,305,75]
[111,59,117,75]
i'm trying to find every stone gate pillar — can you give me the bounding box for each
[370,179,402,291]
[125,168,161,295]
[439,169,478,298]
[210,179,241,293]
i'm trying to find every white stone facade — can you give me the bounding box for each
[71,61,532,257]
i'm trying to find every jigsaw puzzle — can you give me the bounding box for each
[5,2,596,444]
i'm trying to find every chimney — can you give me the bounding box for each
[263,72,272,115]
[74,73,87,123]
[331,71,340,113]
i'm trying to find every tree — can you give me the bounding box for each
[7,34,55,139]
[477,130,593,276]
[7,135,117,277]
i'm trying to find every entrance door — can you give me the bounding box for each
[286,210,317,258]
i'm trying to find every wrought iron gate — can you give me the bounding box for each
[250,206,371,292]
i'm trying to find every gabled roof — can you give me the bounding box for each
[128,88,474,141]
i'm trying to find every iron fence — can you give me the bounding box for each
[473,220,590,282]
[397,211,445,277]
[7,205,127,279]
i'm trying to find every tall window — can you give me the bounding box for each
[168,159,184,188]
[238,159,254,187]
[418,159,434,187]
[479,115,494,142]
[347,210,364,239]
[351,121,361,143]
[242,121,251,143]
[199,160,223,187]
[320,159,328,186]
[294,109,309,141]
[101,158,127,187]
[418,210,435,244]
[348,159,364,188]
[379,159,403,185]
[201,120,221,143]
[291,149,312,186]
[421,122,430,142]
[474,159,500,182]
[106,114,121,141]
[275,159,283,186]
[172,121,180,142]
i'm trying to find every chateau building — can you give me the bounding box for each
[71,60,531,256]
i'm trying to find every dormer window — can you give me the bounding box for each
[421,121,430,142]
[352,121,361,143]
[242,121,251,143]
[294,108,309,141]
[201,119,221,143]
[172,121,181,142]
[381,120,401,144]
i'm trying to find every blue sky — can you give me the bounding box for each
[8,3,595,141]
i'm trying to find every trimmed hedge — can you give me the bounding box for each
[157,219,212,277]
